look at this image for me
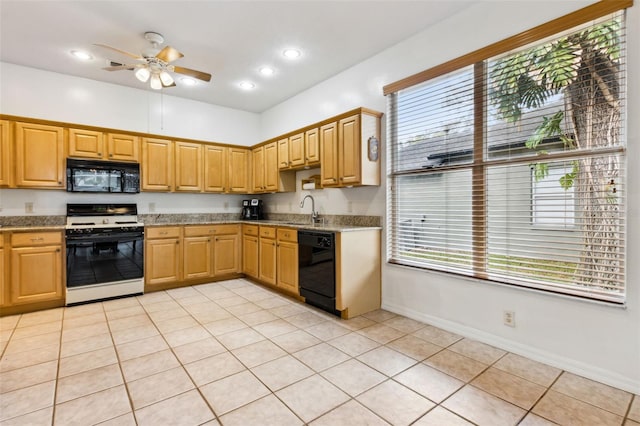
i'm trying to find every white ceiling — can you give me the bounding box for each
[0,1,473,113]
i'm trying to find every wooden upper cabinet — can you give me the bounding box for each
[264,142,279,191]
[288,133,305,168]
[338,114,361,186]
[142,137,173,191]
[228,147,249,193]
[175,142,202,192]
[320,122,339,187]
[107,133,139,162]
[68,128,104,159]
[251,145,265,193]
[0,120,10,187]
[278,138,289,170]
[14,122,65,188]
[204,145,227,193]
[305,128,320,165]
[278,133,305,170]
[69,129,139,162]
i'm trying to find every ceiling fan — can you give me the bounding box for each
[96,32,211,89]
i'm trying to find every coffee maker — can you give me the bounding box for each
[241,199,264,220]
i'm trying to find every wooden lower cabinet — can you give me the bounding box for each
[0,237,6,307]
[145,226,181,287]
[259,228,277,286]
[145,224,241,291]
[9,232,63,306]
[214,233,240,275]
[242,225,259,278]
[276,229,298,294]
[183,236,212,280]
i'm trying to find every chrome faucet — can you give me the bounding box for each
[300,195,320,223]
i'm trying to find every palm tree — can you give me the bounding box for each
[489,18,623,290]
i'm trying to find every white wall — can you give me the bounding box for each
[0,62,261,216]
[261,1,640,393]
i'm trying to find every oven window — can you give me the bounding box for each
[66,238,144,287]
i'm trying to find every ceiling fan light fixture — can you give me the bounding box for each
[239,81,255,90]
[159,71,174,86]
[150,73,162,90]
[135,67,151,83]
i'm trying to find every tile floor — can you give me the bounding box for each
[0,278,638,425]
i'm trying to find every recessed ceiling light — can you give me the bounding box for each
[181,77,197,86]
[239,81,256,90]
[70,50,93,60]
[259,66,275,76]
[283,49,301,59]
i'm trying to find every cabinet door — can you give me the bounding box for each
[11,245,63,305]
[228,148,249,193]
[278,138,289,170]
[259,237,277,285]
[277,241,299,294]
[243,235,259,278]
[305,128,320,165]
[288,133,305,168]
[175,142,203,192]
[214,234,240,275]
[204,145,227,193]
[320,122,339,187]
[183,236,212,280]
[251,146,264,193]
[0,120,10,186]
[264,142,279,191]
[14,122,65,188]
[145,238,181,285]
[68,128,105,159]
[108,133,139,162]
[142,138,173,191]
[338,114,361,186]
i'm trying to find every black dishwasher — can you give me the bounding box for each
[298,230,339,316]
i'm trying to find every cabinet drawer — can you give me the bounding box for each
[146,227,181,239]
[277,228,297,243]
[11,232,62,247]
[259,226,276,239]
[243,224,259,236]
[214,224,240,235]
[184,225,217,237]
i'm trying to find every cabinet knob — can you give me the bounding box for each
[288,161,292,166]
[97,152,102,156]
[208,239,211,242]
[56,248,61,252]
[176,241,179,244]
[109,154,113,157]
[340,177,344,181]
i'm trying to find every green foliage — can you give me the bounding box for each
[559,161,579,191]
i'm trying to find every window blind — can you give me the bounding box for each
[387,11,627,303]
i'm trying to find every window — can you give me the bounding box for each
[532,163,575,228]
[386,4,627,303]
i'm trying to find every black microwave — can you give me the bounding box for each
[66,158,140,193]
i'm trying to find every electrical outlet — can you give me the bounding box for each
[224,201,229,210]
[288,202,292,212]
[347,201,353,213]
[25,202,34,214]
[503,310,516,327]
[148,202,156,213]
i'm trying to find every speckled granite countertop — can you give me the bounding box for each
[1,214,382,233]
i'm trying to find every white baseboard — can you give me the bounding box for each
[382,301,640,394]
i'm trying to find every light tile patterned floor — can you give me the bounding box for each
[0,278,638,425]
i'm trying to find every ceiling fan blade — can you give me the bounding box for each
[172,65,212,82]
[102,64,138,71]
[156,46,184,63]
[162,80,177,88]
[94,43,143,60]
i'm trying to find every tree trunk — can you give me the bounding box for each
[565,44,622,290]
